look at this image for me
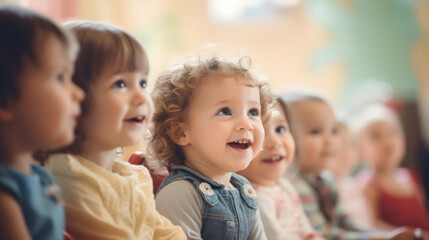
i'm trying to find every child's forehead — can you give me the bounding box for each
[293,100,332,117]
[364,119,400,132]
[97,61,149,79]
[349,104,400,135]
[201,73,254,85]
[189,75,259,105]
[196,74,256,93]
[292,100,336,126]
[22,35,70,74]
[269,104,287,122]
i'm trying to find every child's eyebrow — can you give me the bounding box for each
[209,99,232,108]
[273,119,288,125]
[210,99,260,107]
[248,100,261,106]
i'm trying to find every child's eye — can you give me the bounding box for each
[55,74,64,83]
[310,129,320,135]
[140,80,147,89]
[370,132,382,140]
[113,79,126,88]
[248,108,259,117]
[332,127,338,135]
[217,108,231,116]
[276,126,286,133]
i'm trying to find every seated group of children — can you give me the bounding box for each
[0,6,427,240]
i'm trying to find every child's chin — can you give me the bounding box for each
[124,136,144,146]
[236,161,252,172]
[46,134,75,150]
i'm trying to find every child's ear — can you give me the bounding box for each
[168,122,189,146]
[0,106,14,123]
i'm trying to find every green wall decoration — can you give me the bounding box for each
[305,0,421,112]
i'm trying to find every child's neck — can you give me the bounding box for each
[81,143,117,171]
[375,167,396,179]
[0,139,34,174]
[6,153,33,174]
[185,161,232,187]
[247,176,277,187]
[299,167,322,178]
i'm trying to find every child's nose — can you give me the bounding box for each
[325,132,339,146]
[132,88,149,106]
[72,83,85,102]
[264,134,281,150]
[235,114,254,131]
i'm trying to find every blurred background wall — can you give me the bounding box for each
[2,0,428,167]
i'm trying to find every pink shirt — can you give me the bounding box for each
[337,173,375,229]
[253,178,325,240]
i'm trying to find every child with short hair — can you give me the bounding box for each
[350,103,429,231]
[238,97,325,240]
[43,21,186,240]
[0,6,84,240]
[282,88,419,240]
[151,56,273,240]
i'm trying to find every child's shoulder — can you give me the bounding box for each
[277,178,302,200]
[0,163,22,179]
[396,167,418,183]
[160,166,224,190]
[155,179,206,213]
[0,163,62,207]
[46,153,108,177]
[157,166,221,200]
[113,159,151,181]
[0,164,30,194]
[0,163,52,183]
[158,167,257,206]
[278,178,298,193]
[285,172,315,195]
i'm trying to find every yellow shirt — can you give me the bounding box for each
[45,154,186,240]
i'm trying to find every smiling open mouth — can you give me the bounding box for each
[227,140,250,150]
[262,156,283,163]
[125,116,145,123]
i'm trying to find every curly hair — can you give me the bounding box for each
[149,56,274,171]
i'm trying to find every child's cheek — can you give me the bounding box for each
[147,97,154,122]
[255,121,265,153]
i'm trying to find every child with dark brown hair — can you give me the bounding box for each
[0,6,83,240]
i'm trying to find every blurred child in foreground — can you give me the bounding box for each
[0,6,83,239]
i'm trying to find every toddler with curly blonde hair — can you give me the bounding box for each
[150,55,274,240]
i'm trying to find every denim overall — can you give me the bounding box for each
[157,166,258,240]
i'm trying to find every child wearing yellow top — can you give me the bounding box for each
[44,21,185,240]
